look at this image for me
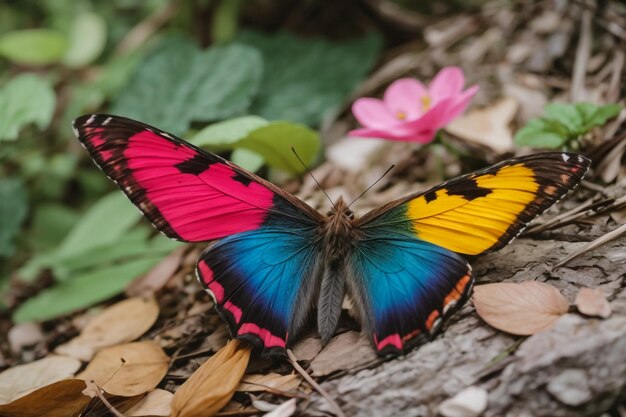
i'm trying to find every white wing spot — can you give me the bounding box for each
[86,115,96,125]
[562,153,570,162]
[103,117,112,125]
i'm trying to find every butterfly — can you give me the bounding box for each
[73,114,590,356]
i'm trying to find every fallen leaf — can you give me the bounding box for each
[171,339,251,417]
[310,331,377,377]
[438,386,488,417]
[8,322,44,353]
[472,281,569,335]
[126,247,186,297]
[127,389,173,416]
[575,287,612,318]
[291,337,323,362]
[77,341,169,396]
[0,355,82,404]
[445,97,518,153]
[0,379,90,417]
[263,398,297,417]
[237,373,300,393]
[56,297,160,361]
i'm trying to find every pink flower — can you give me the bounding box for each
[348,67,479,143]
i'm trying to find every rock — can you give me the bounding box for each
[438,387,488,417]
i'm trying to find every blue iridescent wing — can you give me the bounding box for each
[348,231,472,356]
[197,224,322,356]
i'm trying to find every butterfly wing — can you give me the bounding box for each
[72,114,323,242]
[356,152,590,255]
[197,225,322,355]
[350,152,589,354]
[348,232,472,355]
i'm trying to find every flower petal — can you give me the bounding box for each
[439,85,479,126]
[383,78,428,120]
[351,98,398,129]
[429,66,466,100]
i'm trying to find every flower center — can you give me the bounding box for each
[396,111,407,120]
[420,95,432,111]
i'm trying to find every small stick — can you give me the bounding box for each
[286,349,346,417]
[553,223,626,268]
[90,381,126,417]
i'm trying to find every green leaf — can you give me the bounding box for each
[12,257,163,323]
[212,0,242,44]
[112,37,263,135]
[18,192,139,281]
[231,148,265,172]
[63,12,107,67]
[56,192,139,258]
[0,74,56,141]
[0,29,67,65]
[190,115,268,148]
[0,178,28,257]
[515,102,622,149]
[237,31,382,126]
[30,204,79,251]
[237,122,320,174]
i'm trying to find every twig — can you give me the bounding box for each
[114,0,183,56]
[526,196,626,234]
[90,381,127,417]
[286,349,346,417]
[553,223,626,268]
[571,1,594,101]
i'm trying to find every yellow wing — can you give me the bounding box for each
[357,153,590,256]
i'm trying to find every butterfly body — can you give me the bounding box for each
[73,114,590,356]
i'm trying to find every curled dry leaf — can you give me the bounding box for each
[0,379,90,417]
[575,287,612,318]
[56,297,160,361]
[171,339,251,417]
[472,281,569,335]
[237,373,301,393]
[310,331,377,377]
[127,389,174,417]
[0,355,82,404]
[77,341,169,397]
[438,386,488,417]
[445,97,518,153]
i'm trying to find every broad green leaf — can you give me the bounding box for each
[238,31,382,126]
[237,122,320,174]
[56,192,139,258]
[230,148,264,172]
[113,37,263,135]
[12,257,163,323]
[63,12,107,67]
[30,204,79,251]
[0,29,67,65]
[515,102,622,149]
[190,116,268,148]
[0,178,28,257]
[0,74,56,141]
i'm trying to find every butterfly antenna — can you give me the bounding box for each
[347,164,395,208]
[290,146,336,210]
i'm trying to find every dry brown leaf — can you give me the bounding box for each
[171,339,251,417]
[0,355,82,404]
[237,373,300,393]
[126,247,186,297]
[0,379,90,417]
[310,331,377,377]
[56,297,160,361]
[472,281,569,335]
[445,97,518,153]
[575,287,612,318]
[127,389,174,416]
[77,341,169,397]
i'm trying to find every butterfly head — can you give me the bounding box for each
[326,197,354,221]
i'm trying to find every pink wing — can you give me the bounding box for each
[73,114,322,242]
